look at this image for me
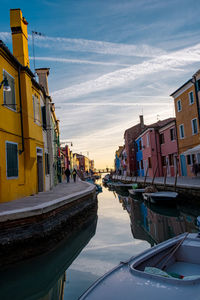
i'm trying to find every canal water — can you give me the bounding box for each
[0,180,199,300]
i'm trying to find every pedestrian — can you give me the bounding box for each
[64,167,71,183]
[192,160,199,177]
[72,168,77,182]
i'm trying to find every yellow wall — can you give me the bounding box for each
[0,47,44,203]
[174,84,200,154]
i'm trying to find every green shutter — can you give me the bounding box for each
[6,143,18,177]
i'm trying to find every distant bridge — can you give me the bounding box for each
[96,169,113,173]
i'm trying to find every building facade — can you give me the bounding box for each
[171,73,200,176]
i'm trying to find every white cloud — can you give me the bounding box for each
[51,42,200,101]
[33,34,166,58]
[30,56,130,67]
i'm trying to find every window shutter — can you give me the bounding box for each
[6,143,18,177]
[42,106,47,130]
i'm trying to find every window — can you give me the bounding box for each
[159,133,165,144]
[189,91,194,105]
[42,106,47,130]
[148,157,152,168]
[146,133,149,147]
[3,70,16,111]
[197,80,200,91]
[161,156,166,166]
[45,153,50,174]
[6,142,18,178]
[187,154,195,165]
[179,124,185,139]
[33,95,41,125]
[169,154,174,166]
[177,99,182,112]
[191,118,198,135]
[170,128,175,141]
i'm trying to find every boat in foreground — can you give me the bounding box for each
[79,232,200,300]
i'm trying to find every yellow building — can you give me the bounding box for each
[0,9,46,202]
[171,72,200,176]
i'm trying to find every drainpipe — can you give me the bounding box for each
[18,66,24,154]
[192,76,200,127]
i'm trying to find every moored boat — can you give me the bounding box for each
[143,191,178,203]
[79,231,200,300]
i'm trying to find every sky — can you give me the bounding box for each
[1,0,200,169]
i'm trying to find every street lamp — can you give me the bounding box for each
[0,77,11,92]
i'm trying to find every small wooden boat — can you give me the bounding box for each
[143,191,178,203]
[79,232,200,300]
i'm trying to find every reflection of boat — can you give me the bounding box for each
[96,184,102,193]
[0,217,97,300]
[143,191,178,203]
[128,188,145,199]
[80,232,200,300]
[146,202,180,218]
[111,182,133,188]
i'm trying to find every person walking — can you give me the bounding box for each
[72,168,77,183]
[64,167,71,183]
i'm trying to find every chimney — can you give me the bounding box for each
[10,9,29,67]
[139,115,144,128]
[35,68,50,95]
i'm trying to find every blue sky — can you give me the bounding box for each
[1,0,200,168]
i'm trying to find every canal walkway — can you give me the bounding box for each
[113,175,200,188]
[112,175,200,199]
[0,179,95,222]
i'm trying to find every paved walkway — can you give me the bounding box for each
[113,175,200,189]
[0,179,95,222]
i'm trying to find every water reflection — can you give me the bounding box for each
[0,217,97,300]
[115,191,199,247]
[2,183,199,300]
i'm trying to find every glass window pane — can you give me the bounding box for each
[3,70,16,110]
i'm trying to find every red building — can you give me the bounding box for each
[124,115,147,176]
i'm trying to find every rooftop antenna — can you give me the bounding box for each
[31,31,45,74]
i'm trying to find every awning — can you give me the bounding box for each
[182,144,200,156]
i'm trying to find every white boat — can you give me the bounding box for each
[143,191,178,203]
[79,232,200,300]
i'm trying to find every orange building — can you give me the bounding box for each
[171,71,200,176]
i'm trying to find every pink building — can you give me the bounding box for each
[136,118,176,177]
[139,127,162,178]
[159,119,178,177]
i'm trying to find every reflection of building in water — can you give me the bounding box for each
[0,217,97,300]
[147,209,185,244]
[39,273,66,300]
[129,198,198,246]
[130,199,155,247]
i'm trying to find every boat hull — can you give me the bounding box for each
[79,233,200,300]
